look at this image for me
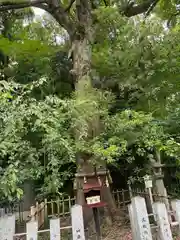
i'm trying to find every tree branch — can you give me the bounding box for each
[123,0,159,17]
[0,0,46,11]
[144,0,159,18]
[65,0,75,12]
[0,0,75,37]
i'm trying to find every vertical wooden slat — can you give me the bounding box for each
[57,198,60,216]
[40,202,44,227]
[21,201,24,222]
[39,203,41,228]
[0,208,5,217]
[18,203,21,222]
[44,199,48,228]
[68,196,71,213]
[135,188,138,196]
[116,191,120,208]
[50,218,61,240]
[132,188,135,197]
[128,184,133,199]
[122,189,125,210]
[36,201,39,225]
[136,188,138,196]
[51,200,54,216]
[30,206,36,222]
[62,197,65,217]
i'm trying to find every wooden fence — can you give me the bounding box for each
[1,188,169,233]
[32,190,131,229]
[15,188,166,229]
[0,204,85,240]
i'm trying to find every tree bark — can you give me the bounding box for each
[70,1,116,218]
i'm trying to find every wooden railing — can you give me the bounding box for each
[45,197,76,217]
[22,188,170,229]
[30,201,45,229]
[30,190,132,228]
[30,197,76,229]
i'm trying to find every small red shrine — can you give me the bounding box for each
[74,167,110,209]
[83,177,107,208]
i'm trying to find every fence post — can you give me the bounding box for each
[171,199,180,233]
[131,196,152,240]
[30,205,36,221]
[0,208,5,217]
[153,202,173,240]
[0,214,15,240]
[71,204,85,240]
[44,198,48,228]
[128,204,137,240]
[122,189,126,210]
[40,202,45,227]
[50,218,60,240]
[26,220,38,240]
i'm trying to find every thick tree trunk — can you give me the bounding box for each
[71,0,98,185]
[72,35,115,225]
[71,0,115,223]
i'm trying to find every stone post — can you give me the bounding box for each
[150,150,170,215]
[153,202,173,240]
[130,196,153,240]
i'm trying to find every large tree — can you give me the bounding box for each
[0,0,178,206]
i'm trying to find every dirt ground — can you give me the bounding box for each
[102,209,132,240]
[87,209,132,240]
[102,220,132,240]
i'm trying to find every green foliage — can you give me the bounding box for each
[93,8,180,116]
[0,81,74,199]
[1,77,178,199]
[157,0,179,19]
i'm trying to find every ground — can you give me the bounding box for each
[87,208,132,240]
[102,220,132,240]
